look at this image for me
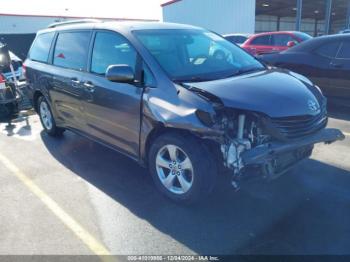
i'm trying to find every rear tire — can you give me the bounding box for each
[148,132,217,204]
[37,96,65,137]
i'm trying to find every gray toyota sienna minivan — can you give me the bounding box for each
[25,20,344,204]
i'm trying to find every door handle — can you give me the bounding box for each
[330,62,344,68]
[71,77,81,85]
[84,81,95,92]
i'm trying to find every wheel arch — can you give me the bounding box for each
[33,90,44,113]
[142,124,221,169]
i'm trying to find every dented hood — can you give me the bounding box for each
[186,69,323,118]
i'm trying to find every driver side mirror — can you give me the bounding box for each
[287,41,297,48]
[106,65,135,83]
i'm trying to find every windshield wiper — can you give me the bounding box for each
[173,76,213,83]
[236,67,265,76]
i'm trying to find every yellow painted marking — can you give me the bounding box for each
[0,153,112,260]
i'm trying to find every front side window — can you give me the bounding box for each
[271,34,295,46]
[53,31,90,70]
[91,32,137,75]
[134,29,264,82]
[29,32,55,63]
[315,42,340,58]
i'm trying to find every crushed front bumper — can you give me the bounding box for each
[241,128,345,166]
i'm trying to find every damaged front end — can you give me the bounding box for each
[197,98,345,188]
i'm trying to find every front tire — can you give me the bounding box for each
[148,132,217,204]
[38,96,65,137]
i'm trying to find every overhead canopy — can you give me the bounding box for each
[256,0,348,21]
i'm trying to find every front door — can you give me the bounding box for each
[328,41,350,99]
[82,31,143,158]
[270,34,295,53]
[246,35,272,55]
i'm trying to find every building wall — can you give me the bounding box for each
[0,15,68,34]
[162,0,256,34]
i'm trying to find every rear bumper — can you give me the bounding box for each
[241,128,345,166]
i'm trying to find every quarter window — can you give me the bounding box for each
[91,32,137,75]
[315,42,340,58]
[29,32,55,63]
[336,42,350,59]
[251,35,271,45]
[53,31,91,70]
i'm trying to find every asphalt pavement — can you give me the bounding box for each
[0,106,349,256]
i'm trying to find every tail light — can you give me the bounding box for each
[0,74,5,83]
[22,63,26,79]
[0,74,6,89]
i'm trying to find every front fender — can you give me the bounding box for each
[139,84,223,163]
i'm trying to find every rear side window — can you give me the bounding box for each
[226,36,247,44]
[336,42,350,59]
[251,35,270,45]
[91,32,137,75]
[29,32,55,63]
[271,34,295,46]
[314,42,340,58]
[53,31,91,70]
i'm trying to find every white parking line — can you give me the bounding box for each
[344,132,350,137]
[0,153,112,260]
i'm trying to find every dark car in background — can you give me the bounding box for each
[241,31,312,56]
[24,21,343,204]
[223,34,251,46]
[259,34,350,101]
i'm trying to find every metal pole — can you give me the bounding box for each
[314,19,318,36]
[347,1,350,29]
[295,0,303,31]
[277,16,280,31]
[324,0,332,35]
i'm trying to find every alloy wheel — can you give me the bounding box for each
[155,144,194,194]
[39,100,53,131]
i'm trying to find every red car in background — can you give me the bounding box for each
[241,31,312,56]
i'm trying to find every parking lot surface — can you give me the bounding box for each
[0,106,350,256]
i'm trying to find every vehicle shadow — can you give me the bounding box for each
[41,131,350,255]
[0,113,32,137]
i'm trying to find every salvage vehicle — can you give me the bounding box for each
[24,21,344,204]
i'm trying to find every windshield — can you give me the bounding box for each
[294,32,312,42]
[134,29,264,82]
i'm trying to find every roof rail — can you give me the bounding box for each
[48,19,102,28]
